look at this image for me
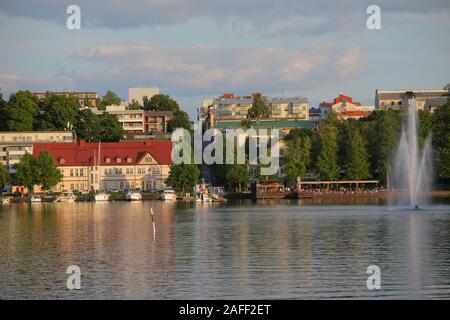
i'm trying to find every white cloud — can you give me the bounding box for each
[337,47,364,77]
[0,42,365,98]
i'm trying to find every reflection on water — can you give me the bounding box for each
[0,201,449,299]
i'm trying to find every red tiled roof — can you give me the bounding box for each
[337,110,371,118]
[33,140,173,167]
[321,93,362,107]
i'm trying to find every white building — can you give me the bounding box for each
[128,87,160,105]
[0,131,74,173]
[375,89,448,112]
[319,92,374,119]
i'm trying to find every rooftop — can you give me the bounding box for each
[215,119,316,129]
[33,140,172,167]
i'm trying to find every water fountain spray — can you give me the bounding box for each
[391,97,433,209]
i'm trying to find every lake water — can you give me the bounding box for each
[0,200,449,299]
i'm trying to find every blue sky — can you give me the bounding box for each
[0,0,449,119]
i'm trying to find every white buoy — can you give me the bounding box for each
[151,207,156,239]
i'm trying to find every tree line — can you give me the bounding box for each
[0,90,125,141]
[283,98,450,186]
[0,90,192,142]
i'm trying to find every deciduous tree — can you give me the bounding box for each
[247,93,269,119]
[35,151,62,191]
[4,90,39,131]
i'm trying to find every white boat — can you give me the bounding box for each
[195,192,213,202]
[161,189,177,201]
[30,195,42,203]
[1,197,12,205]
[54,192,76,203]
[126,190,142,201]
[95,192,110,202]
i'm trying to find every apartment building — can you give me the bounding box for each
[375,89,448,112]
[34,91,99,108]
[0,131,74,173]
[33,140,172,192]
[93,105,173,134]
[203,93,310,128]
[319,92,374,120]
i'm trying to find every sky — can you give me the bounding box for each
[0,0,449,119]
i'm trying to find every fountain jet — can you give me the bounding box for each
[390,98,433,208]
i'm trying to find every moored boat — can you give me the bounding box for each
[1,197,12,205]
[126,190,142,201]
[95,192,110,202]
[161,189,176,201]
[54,191,76,203]
[30,195,42,203]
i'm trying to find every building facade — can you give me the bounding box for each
[93,105,173,134]
[128,87,160,105]
[33,140,172,192]
[319,92,374,120]
[375,89,448,112]
[0,131,74,173]
[201,93,310,129]
[34,91,99,108]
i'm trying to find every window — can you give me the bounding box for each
[105,158,111,163]
[80,169,84,177]
[70,169,74,177]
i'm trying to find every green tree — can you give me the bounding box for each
[432,100,450,180]
[98,113,125,142]
[226,164,250,192]
[74,109,101,142]
[443,83,450,93]
[165,163,200,194]
[247,93,269,119]
[168,110,191,132]
[368,110,402,184]
[35,151,62,191]
[127,100,142,110]
[36,94,79,130]
[101,90,122,107]
[418,110,432,148]
[315,125,340,181]
[284,136,311,180]
[284,128,313,141]
[344,128,371,180]
[0,93,6,131]
[4,90,39,131]
[13,153,38,192]
[436,137,450,179]
[144,94,180,112]
[0,163,9,191]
